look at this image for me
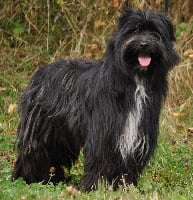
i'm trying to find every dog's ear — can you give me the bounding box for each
[167,20,176,42]
[162,14,176,42]
[117,5,134,31]
[120,1,133,14]
[120,1,134,16]
[123,0,129,7]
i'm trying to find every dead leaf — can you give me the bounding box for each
[183,49,193,59]
[112,0,119,8]
[94,20,105,29]
[85,53,92,59]
[172,112,180,118]
[66,186,81,197]
[187,127,193,133]
[8,129,16,135]
[0,87,6,92]
[88,44,98,52]
[183,162,189,170]
[172,112,185,118]
[8,103,17,114]
[184,49,193,56]
[171,139,177,145]
[21,196,26,200]
[176,123,184,130]
[60,191,65,198]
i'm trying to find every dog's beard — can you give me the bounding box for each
[118,76,150,163]
[121,33,166,73]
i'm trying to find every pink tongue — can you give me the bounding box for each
[138,56,151,67]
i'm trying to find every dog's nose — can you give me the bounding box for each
[139,42,148,49]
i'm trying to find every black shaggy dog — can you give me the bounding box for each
[12,6,179,191]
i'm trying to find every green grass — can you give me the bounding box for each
[0,108,193,199]
[0,0,193,199]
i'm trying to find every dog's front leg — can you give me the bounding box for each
[80,105,122,191]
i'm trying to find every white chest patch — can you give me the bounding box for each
[118,76,149,162]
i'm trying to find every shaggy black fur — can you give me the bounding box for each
[12,6,179,191]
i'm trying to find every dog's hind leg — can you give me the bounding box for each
[11,103,55,183]
[12,102,81,184]
[12,140,51,184]
[47,124,82,184]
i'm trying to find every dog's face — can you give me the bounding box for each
[110,7,179,74]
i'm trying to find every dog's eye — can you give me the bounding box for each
[151,32,162,41]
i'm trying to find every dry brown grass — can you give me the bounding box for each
[0,0,192,107]
[168,16,193,109]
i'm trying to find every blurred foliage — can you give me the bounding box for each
[0,0,192,57]
[0,0,192,105]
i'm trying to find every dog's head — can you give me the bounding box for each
[107,7,179,75]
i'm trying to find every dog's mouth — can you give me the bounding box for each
[122,36,165,71]
[138,54,152,67]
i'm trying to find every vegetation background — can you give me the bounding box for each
[0,0,192,199]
